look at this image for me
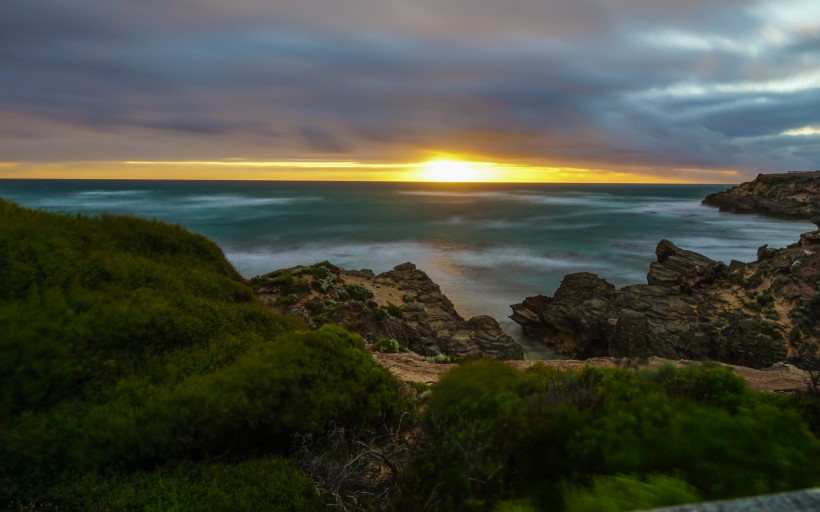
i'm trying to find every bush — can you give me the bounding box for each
[277,294,298,306]
[563,474,699,512]
[386,302,408,318]
[50,457,324,511]
[399,361,820,511]
[0,202,403,507]
[340,284,374,302]
[65,326,403,469]
[374,337,401,353]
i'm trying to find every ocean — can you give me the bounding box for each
[2,179,814,357]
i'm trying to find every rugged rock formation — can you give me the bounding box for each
[702,171,820,221]
[252,262,523,360]
[511,231,820,369]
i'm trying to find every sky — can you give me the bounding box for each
[1,0,819,183]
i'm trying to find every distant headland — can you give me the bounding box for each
[703,170,820,223]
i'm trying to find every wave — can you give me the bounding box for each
[182,194,323,208]
[75,190,151,197]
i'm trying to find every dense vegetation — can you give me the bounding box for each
[2,200,819,511]
[398,360,820,511]
[0,200,402,509]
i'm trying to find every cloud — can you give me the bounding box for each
[1,0,818,179]
[300,126,349,154]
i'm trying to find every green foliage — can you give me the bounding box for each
[374,337,400,353]
[647,363,752,411]
[0,202,402,507]
[563,474,699,512]
[386,302,408,318]
[425,353,457,364]
[339,283,374,302]
[48,457,324,511]
[304,299,325,315]
[400,361,820,511]
[277,294,298,306]
[757,292,775,305]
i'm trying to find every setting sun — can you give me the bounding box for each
[420,159,491,182]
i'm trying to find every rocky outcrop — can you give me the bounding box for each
[511,231,820,369]
[702,171,820,221]
[252,262,523,361]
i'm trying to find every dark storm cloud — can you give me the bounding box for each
[1,0,818,178]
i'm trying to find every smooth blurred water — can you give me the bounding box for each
[2,179,814,356]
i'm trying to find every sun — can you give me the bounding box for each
[421,159,486,182]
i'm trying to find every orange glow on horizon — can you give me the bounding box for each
[0,158,740,184]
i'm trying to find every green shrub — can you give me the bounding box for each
[757,292,774,305]
[563,474,699,512]
[425,353,456,364]
[400,361,820,511]
[305,299,325,315]
[374,337,400,353]
[277,294,298,306]
[386,302,408,318]
[50,457,324,511]
[340,284,374,302]
[0,202,403,507]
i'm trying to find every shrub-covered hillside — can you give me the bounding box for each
[0,200,403,510]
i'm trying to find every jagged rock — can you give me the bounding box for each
[648,239,719,288]
[511,234,820,369]
[801,231,820,245]
[253,261,523,361]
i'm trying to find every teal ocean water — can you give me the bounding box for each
[2,180,814,354]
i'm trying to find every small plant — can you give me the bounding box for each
[425,353,456,364]
[292,278,311,294]
[276,294,297,306]
[312,315,335,326]
[402,294,415,303]
[759,322,783,340]
[312,273,337,293]
[341,284,374,302]
[373,338,400,353]
[757,292,774,305]
[305,299,325,315]
[386,302,408,318]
